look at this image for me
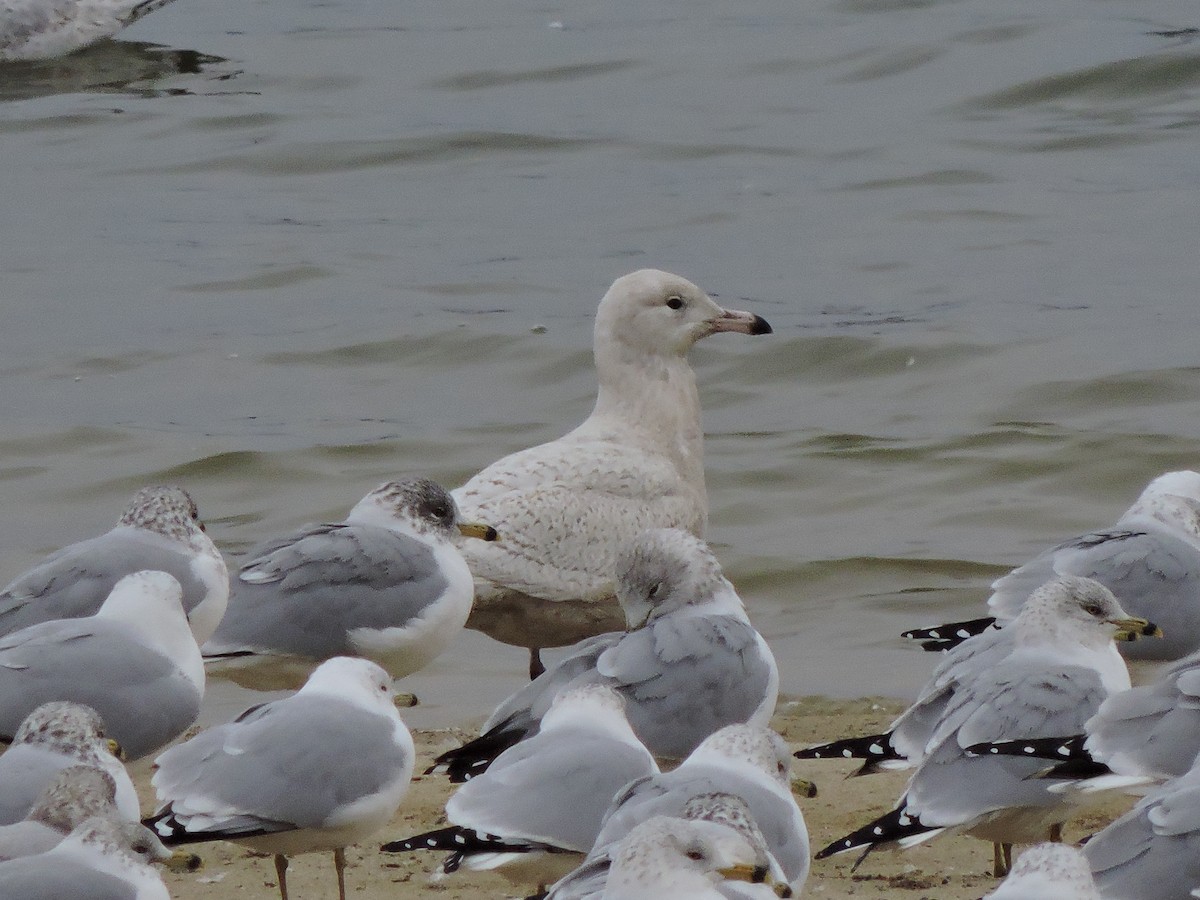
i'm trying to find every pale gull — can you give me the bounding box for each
[547,724,808,900]
[382,684,657,886]
[816,576,1155,876]
[601,815,775,900]
[1084,750,1200,900]
[430,528,778,779]
[0,570,204,760]
[0,765,118,861]
[905,470,1200,661]
[0,484,228,645]
[454,269,771,677]
[0,0,178,61]
[203,478,497,686]
[0,702,137,825]
[0,815,172,900]
[145,656,414,900]
[984,842,1100,900]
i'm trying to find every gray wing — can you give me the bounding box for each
[0,530,208,637]
[1086,767,1200,899]
[0,857,136,900]
[597,615,774,759]
[206,523,447,659]
[481,633,620,731]
[0,747,72,827]
[154,694,408,834]
[591,766,808,885]
[1088,653,1200,779]
[989,528,1200,660]
[907,662,1108,826]
[0,820,62,861]
[446,726,656,851]
[0,621,200,760]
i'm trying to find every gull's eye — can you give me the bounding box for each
[1083,603,1104,617]
[686,849,705,862]
[666,296,684,310]
[648,582,662,601]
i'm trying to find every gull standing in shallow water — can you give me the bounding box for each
[203,478,497,685]
[145,656,414,900]
[816,576,1158,877]
[0,701,138,825]
[430,528,778,780]
[0,570,204,761]
[905,470,1200,661]
[453,269,772,677]
[382,685,658,886]
[0,484,228,645]
[0,0,179,61]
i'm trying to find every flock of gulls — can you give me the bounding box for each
[2,267,1200,900]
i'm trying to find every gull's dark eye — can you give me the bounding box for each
[648,582,662,601]
[686,849,705,861]
[666,296,684,310]
[1083,603,1104,617]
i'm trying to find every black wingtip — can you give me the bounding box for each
[901,615,998,649]
[794,732,901,764]
[429,721,531,783]
[815,804,934,860]
[964,734,1088,761]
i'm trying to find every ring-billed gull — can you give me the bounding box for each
[0,485,228,645]
[816,576,1156,876]
[984,843,1100,900]
[145,656,414,900]
[0,570,204,760]
[454,269,772,677]
[0,766,118,861]
[601,815,776,900]
[0,702,137,825]
[430,528,778,778]
[203,478,497,685]
[547,724,808,900]
[904,470,1200,661]
[0,0,179,62]
[382,684,657,886]
[0,815,172,900]
[1083,750,1200,899]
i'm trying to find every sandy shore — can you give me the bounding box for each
[144,695,1133,900]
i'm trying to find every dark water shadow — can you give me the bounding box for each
[0,39,237,101]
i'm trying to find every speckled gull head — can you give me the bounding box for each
[687,724,794,790]
[11,701,116,762]
[606,815,771,899]
[347,478,498,543]
[28,765,119,832]
[985,842,1099,900]
[1124,469,1200,546]
[615,528,736,629]
[1012,575,1160,647]
[118,485,209,548]
[681,793,790,896]
[593,269,771,365]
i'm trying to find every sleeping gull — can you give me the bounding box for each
[454,269,771,677]
[430,528,778,779]
[1083,751,1200,900]
[904,470,1200,661]
[547,724,808,900]
[0,484,228,645]
[601,814,776,900]
[203,478,497,685]
[984,842,1100,900]
[0,766,119,861]
[145,656,414,900]
[0,701,137,825]
[0,0,179,62]
[0,570,204,760]
[0,816,172,900]
[382,684,657,885]
[816,576,1156,876]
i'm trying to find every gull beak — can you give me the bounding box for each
[458,521,499,542]
[709,306,772,336]
[106,738,126,762]
[1110,616,1161,642]
[718,862,769,884]
[163,850,203,873]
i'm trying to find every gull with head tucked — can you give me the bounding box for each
[454,269,771,677]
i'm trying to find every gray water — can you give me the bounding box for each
[2,0,1200,727]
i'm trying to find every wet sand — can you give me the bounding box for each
[145,695,1134,900]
